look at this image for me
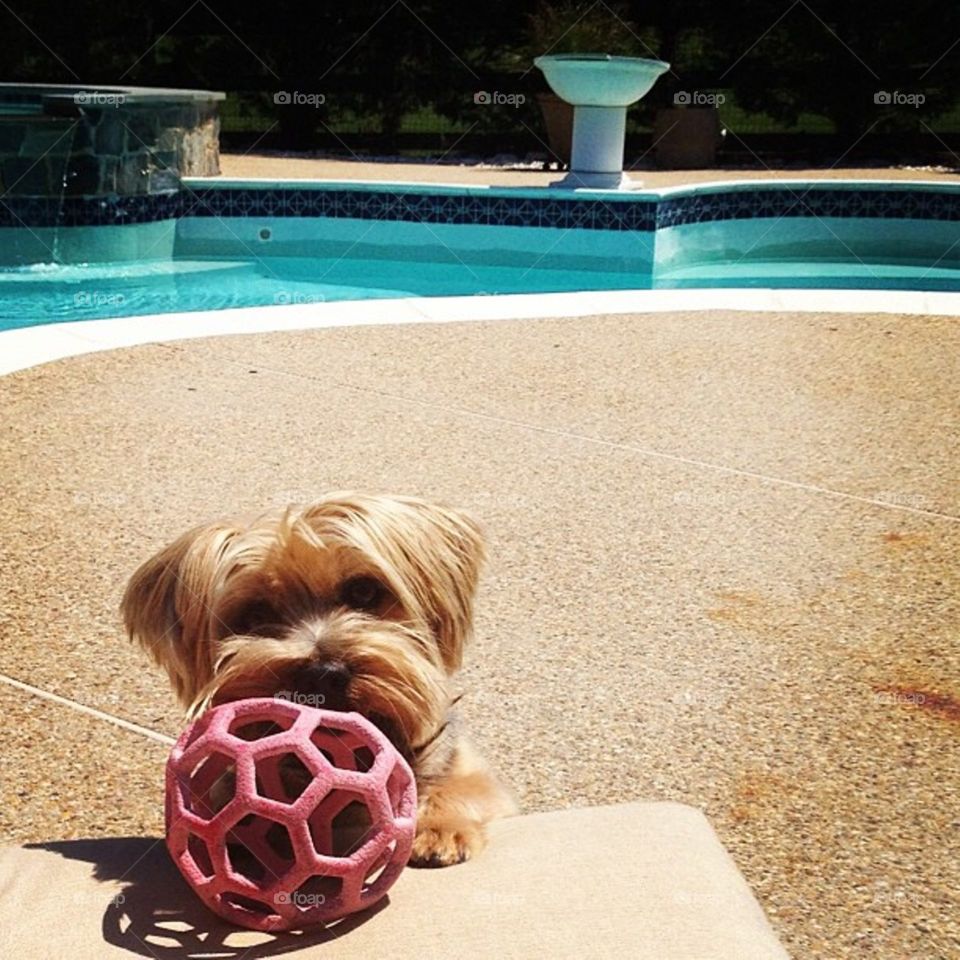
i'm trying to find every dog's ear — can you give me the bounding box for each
[368,497,486,673]
[406,501,486,672]
[121,522,241,707]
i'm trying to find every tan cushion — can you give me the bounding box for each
[1,802,787,959]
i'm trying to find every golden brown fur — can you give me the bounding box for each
[121,492,516,865]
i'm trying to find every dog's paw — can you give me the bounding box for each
[408,818,484,867]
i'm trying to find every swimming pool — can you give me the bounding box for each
[2,179,959,330]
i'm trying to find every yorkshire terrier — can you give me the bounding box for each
[121,492,516,866]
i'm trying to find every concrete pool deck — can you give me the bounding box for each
[0,160,958,958]
[217,154,960,188]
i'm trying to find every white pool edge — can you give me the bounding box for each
[188,175,960,197]
[3,287,960,376]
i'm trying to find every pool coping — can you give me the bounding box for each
[3,287,959,377]
[185,176,960,198]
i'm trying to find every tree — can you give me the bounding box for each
[701,0,960,139]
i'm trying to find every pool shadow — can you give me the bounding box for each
[28,837,386,959]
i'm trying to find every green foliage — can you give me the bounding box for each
[522,1,656,59]
[1,0,957,148]
[698,0,960,136]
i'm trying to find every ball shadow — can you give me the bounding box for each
[28,837,387,959]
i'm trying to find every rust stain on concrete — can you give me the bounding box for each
[873,684,960,724]
[729,770,787,823]
[881,531,929,547]
[707,590,764,623]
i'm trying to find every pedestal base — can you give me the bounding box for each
[548,170,645,190]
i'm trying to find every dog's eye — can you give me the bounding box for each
[228,601,283,636]
[340,576,385,611]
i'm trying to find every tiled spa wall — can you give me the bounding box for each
[0,85,224,201]
[0,85,223,264]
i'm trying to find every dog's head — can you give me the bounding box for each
[121,493,484,755]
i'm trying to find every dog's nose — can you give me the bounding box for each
[293,661,352,710]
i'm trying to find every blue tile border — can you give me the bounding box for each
[3,184,960,230]
[656,188,960,227]
[182,187,658,231]
[0,192,182,228]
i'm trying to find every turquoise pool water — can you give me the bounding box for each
[3,253,959,332]
[0,256,655,331]
[1,197,959,330]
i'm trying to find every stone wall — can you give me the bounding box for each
[0,92,221,199]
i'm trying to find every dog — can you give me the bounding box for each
[121,492,516,867]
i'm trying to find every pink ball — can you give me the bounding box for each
[165,697,417,931]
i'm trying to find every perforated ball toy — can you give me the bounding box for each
[165,697,417,931]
